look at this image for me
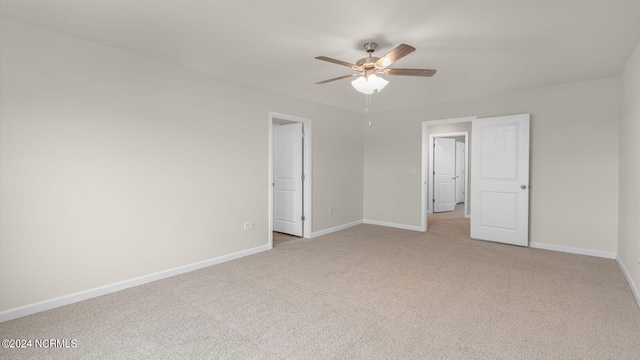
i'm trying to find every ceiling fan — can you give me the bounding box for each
[315,42,436,92]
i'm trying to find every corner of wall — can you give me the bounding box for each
[617,38,640,309]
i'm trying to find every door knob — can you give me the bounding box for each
[521,185,527,189]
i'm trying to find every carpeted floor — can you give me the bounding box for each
[2,209,640,359]
[428,203,470,239]
[273,231,302,247]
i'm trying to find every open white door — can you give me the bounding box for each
[455,141,465,203]
[434,137,456,213]
[471,114,530,246]
[273,123,303,236]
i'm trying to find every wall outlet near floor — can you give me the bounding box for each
[403,205,409,213]
[329,207,333,215]
[243,222,250,231]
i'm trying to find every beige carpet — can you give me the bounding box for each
[428,203,470,239]
[2,213,640,359]
[273,231,302,247]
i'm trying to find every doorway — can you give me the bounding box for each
[430,133,468,215]
[421,114,530,246]
[421,117,475,232]
[268,112,312,248]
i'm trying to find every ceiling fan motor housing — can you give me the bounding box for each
[356,57,380,77]
[356,42,381,76]
[356,56,381,68]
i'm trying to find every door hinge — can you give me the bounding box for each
[301,215,305,221]
[301,132,305,139]
[301,174,306,180]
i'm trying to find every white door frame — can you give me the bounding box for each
[455,141,465,203]
[273,122,303,236]
[429,132,469,216]
[421,117,476,231]
[269,112,312,248]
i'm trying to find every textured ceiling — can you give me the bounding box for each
[2,0,640,112]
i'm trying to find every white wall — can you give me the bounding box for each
[311,107,365,232]
[364,77,621,255]
[363,114,423,227]
[619,40,640,302]
[0,19,363,313]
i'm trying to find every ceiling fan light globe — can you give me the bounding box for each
[351,75,388,94]
[369,74,389,92]
[351,76,374,94]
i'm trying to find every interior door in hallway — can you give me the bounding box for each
[434,137,456,213]
[273,123,303,237]
[470,114,530,246]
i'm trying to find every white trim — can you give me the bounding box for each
[616,255,640,309]
[268,120,273,249]
[311,220,363,238]
[529,242,616,259]
[0,244,270,323]
[363,219,424,232]
[420,122,429,231]
[268,112,312,243]
[423,116,478,126]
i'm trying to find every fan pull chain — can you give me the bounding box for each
[366,94,372,126]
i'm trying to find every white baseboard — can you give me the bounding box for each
[529,242,616,259]
[616,255,640,309]
[311,220,362,238]
[0,244,270,323]
[363,219,425,232]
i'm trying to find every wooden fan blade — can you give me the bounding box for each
[316,73,359,84]
[375,44,415,68]
[315,56,358,69]
[382,68,437,77]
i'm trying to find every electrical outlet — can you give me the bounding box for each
[329,207,333,215]
[403,205,409,213]
[243,222,250,231]
[249,220,255,230]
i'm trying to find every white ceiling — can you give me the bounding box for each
[2,0,640,112]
